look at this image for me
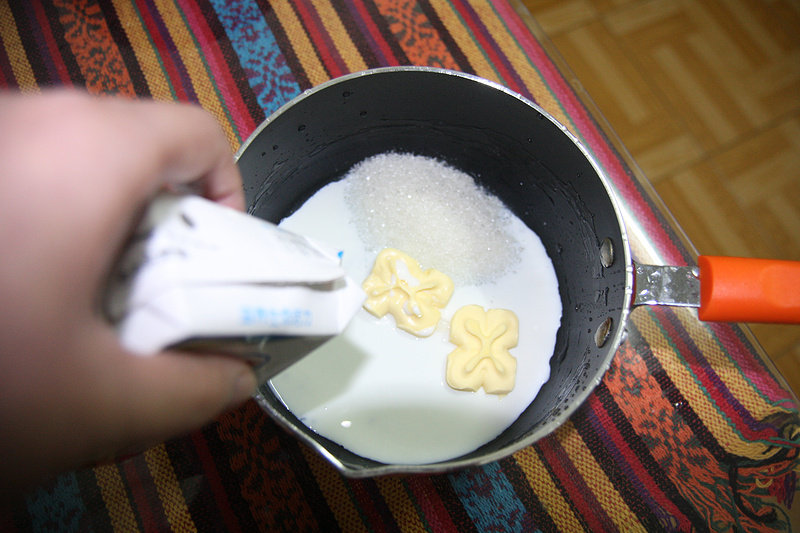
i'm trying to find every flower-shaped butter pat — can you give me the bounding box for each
[446,304,519,395]
[362,248,454,336]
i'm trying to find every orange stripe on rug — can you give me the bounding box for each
[373,0,459,69]
[53,0,135,96]
[607,333,748,529]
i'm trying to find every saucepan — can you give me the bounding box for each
[234,67,799,477]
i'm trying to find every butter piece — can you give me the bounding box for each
[446,305,519,395]
[362,248,454,336]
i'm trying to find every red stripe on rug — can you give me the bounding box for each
[30,1,73,85]
[537,437,616,532]
[586,392,691,529]
[658,309,778,443]
[8,2,56,86]
[710,322,794,406]
[429,475,480,533]
[176,0,256,140]
[405,476,461,532]
[198,0,265,127]
[449,0,526,94]
[348,0,401,66]
[135,0,190,101]
[0,44,13,87]
[190,431,243,533]
[348,478,399,531]
[294,0,348,78]
[330,0,381,68]
[121,458,162,532]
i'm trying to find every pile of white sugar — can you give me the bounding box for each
[343,152,520,285]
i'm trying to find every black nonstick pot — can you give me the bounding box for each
[234,67,638,476]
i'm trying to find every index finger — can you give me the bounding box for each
[128,99,246,211]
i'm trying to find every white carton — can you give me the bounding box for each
[106,193,364,376]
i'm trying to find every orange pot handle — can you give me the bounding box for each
[697,256,800,324]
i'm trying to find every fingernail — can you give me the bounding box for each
[228,367,257,409]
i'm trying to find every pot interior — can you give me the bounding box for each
[237,68,630,474]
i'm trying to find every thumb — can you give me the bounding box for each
[87,341,257,456]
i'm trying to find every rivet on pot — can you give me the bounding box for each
[600,237,614,268]
[595,317,613,348]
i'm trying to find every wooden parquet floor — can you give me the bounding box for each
[520,0,800,394]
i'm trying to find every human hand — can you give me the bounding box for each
[0,89,256,498]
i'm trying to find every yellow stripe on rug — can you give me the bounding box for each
[271,0,330,87]
[300,445,370,532]
[512,446,585,531]
[0,2,38,91]
[468,0,574,132]
[675,309,796,445]
[145,444,198,533]
[633,308,776,458]
[93,463,141,533]
[315,0,368,73]
[375,477,428,533]
[560,421,646,532]
[426,1,501,85]
[110,0,174,100]
[153,0,238,149]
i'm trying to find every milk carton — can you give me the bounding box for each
[105,193,364,382]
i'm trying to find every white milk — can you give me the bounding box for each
[270,157,561,465]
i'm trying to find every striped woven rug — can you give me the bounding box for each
[2,1,798,531]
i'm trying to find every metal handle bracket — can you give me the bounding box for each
[633,264,700,308]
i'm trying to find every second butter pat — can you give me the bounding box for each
[446,305,519,395]
[362,248,454,336]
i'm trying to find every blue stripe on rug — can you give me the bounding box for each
[449,462,532,532]
[26,473,86,532]
[208,0,301,115]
